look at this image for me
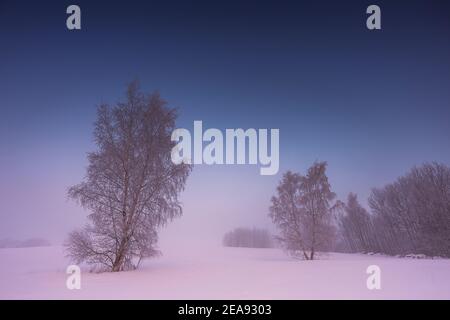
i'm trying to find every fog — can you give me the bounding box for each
[1,1,450,252]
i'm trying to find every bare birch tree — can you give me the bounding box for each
[66,81,191,272]
[270,162,341,260]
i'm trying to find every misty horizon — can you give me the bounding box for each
[1,1,450,249]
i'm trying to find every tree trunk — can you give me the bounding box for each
[112,252,124,272]
[112,237,128,272]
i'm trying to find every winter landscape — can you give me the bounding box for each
[1,1,450,300]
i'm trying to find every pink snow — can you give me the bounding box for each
[1,243,449,299]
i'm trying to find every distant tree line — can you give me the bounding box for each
[270,161,450,260]
[337,162,450,257]
[223,228,274,248]
[0,238,51,249]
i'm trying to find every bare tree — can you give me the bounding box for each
[337,193,375,253]
[269,162,341,260]
[66,81,191,272]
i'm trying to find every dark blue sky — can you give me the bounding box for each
[1,1,449,243]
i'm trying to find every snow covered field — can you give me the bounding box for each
[1,243,449,299]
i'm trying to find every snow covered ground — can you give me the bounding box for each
[1,243,449,299]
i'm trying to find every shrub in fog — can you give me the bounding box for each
[223,228,274,248]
